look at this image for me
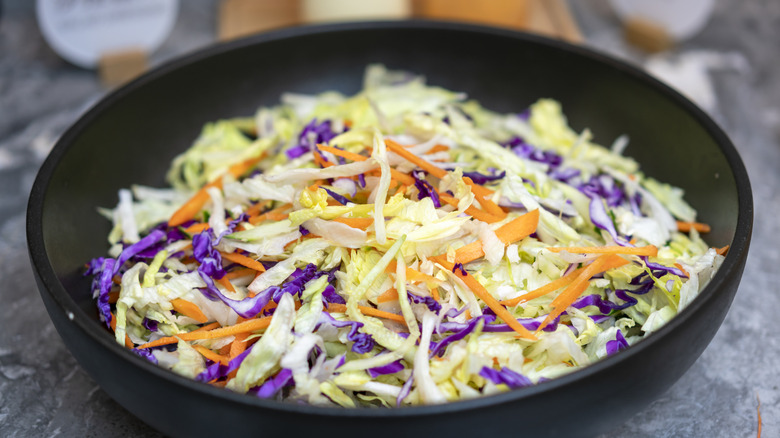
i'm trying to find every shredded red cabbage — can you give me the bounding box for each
[412,171,441,208]
[253,368,295,398]
[318,312,375,354]
[606,329,629,356]
[479,366,532,388]
[462,170,506,185]
[367,359,404,378]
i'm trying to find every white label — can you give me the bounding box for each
[36,0,179,68]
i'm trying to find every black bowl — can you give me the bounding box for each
[26,21,752,438]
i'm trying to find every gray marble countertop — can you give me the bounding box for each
[1,1,777,436]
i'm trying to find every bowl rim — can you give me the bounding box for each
[26,19,753,418]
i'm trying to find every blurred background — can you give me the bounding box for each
[1,0,777,436]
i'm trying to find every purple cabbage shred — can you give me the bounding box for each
[479,366,533,388]
[605,329,629,356]
[254,368,295,398]
[412,171,441,208]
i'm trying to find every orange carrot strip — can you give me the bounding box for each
[494,209,540,243]
[219,252,266,273]
[439,194,502,223]
[332,217,374,229]
[385,139,505,216]
[194,345,229,365]
[674,263,690,278]
[249,203,292,225]
[168,155,264,227]
[536,255,629,333]
[108,291,119,304]
[431,209,540,266]
[192,322,221,332]
[244,200,271,218]
[386,139,448,179]
[426,144,450,154]
[715,245,730,256]
[138,317,272,349]
[500,266,587,307]
[326,303,407,325]
[169,188,212,227]
[313,150,334,168]
[216,276,236,293]
[462,176,505,218]
[184,222,211,235]
[376,288,399,303]
[225,267,255,280]
[218,343,232,356]
[677,220,711,233]
[229,332,250,359]
[317,144,369,163]
[110,312,134,348]
[438,260,536,340]
[171,298,209,323]
[319,145,417,187]
[385,261,443,285]
[249,212,289,224]
[546,245,658,257]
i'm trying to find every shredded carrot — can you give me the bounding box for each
[317,144,368,163]
[229,332,250,359]
[326,303,407,325]
[462,176,506,219]
[184,222,210,235]
[332,217,374,229]
[677,220,711,233]
[216,276,236,293]
[249,211,289,224]
[248,203,292,225]
[385,139,506,220]
[225,267,255,280]
[674,263,690,277]
[218,343,232,356]
[168,155,264,227]
[501,266,587,307]
[194,345,229,365]
[439,194,503,223]
[431,209,540,266]
[171,298,209,323]
[313,150,334,168]
[108,291,119,304]
[384,260,442,285]
[168,188,214,228]
[244,200,271,218]
[219,251,266,273]
[110,312,134,348]
[385,139,448,179]
[319,144,417,187]
[546,244,658,257]
[716,245,730,256]
[437,260,536,340]
[192,322,221,332]
[535,255,629,333]
[138,317,272,349]
[426,144,450,154]
[376,288,399,303]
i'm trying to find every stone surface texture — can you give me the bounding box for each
[0,0,777,436]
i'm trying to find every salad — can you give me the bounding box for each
[86,65,726,407]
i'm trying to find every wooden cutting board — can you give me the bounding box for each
[218,0,582,43]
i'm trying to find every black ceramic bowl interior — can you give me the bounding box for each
[27,21,752,438]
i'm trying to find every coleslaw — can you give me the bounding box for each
[86,65,725,406]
